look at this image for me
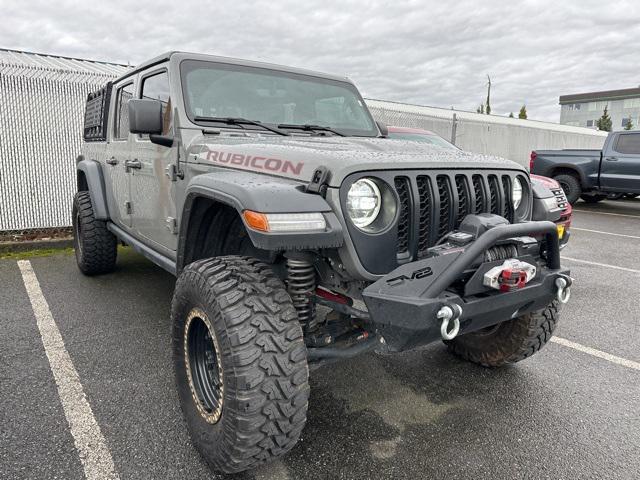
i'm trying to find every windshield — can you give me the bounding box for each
[387,131,459,150]
[180,60,378,137]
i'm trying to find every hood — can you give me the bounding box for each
[187,133,526,187]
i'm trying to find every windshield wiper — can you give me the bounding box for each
[193,116,290,136]
[277,124,346,137]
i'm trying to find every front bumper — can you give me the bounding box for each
[362,221,570,352]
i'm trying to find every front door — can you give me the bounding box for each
[600,132,640,192]
[103,81,134,228]
[129,68,178,251]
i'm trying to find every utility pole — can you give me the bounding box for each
[485,75,491,115]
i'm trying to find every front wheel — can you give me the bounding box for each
[172,256,309,474]
[445,301,559,367]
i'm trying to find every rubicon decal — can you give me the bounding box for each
[203,148,304,176]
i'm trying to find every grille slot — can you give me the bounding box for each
[416,176,433,257]
[455,175,470,225]
[488,175,500,215]
[436,176,452,241]
[501,175,513,220]
[472,175,485,214]
[394,177,411,254]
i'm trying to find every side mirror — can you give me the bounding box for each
[128,99,163,135]
[376,121,388,137]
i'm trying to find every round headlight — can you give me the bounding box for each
[346,178,381,228]
[512,177,523,210]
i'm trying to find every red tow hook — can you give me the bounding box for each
[483,259,537,292]
[498,268,528,292]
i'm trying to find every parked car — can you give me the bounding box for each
[386,127,572,247]
[530,130,640,204]
[74,52,572,474]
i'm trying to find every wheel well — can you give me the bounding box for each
[181,197,275,268]
[77,170,89,191]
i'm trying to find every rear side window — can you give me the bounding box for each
[140,70,171,136]
[114,83,134,140]
[614,134,640,155]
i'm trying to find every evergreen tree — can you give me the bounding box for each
[518,105,527,119]
[624,117,634,130]
[596,106,612,132]
[508,112,514,118]
[477,104,485,114]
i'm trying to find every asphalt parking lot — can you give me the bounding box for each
[1,199,639,480]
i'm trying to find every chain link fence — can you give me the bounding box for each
[0,49,127,242]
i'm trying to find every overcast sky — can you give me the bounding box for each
[3,0,639,121]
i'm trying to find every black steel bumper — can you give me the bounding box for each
[362,221,570,352]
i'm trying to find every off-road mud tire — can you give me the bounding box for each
[172,256,309,474]
[72,191,117,275]
[444,300,560,367]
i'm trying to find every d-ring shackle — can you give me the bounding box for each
[438,304,463,340]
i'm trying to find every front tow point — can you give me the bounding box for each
[555,276,572,304]
[438,304,463,340]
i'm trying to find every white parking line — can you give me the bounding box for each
[552,337,640,371]
[571,227,640,240]
[562,256,640,274]
[17,260,119,480]
[573,209,640,219]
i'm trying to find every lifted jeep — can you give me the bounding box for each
[75,51,572,474]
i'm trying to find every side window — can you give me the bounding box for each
[113,82,134,140]
[140,71,171,137]
[614,134,640,155]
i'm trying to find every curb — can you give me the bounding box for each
[0,238,73,254]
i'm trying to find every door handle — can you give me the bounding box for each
[606,156,619,161]
[124,159,142,169]
[106,157,118,166]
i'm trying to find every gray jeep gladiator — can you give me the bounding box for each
[75,51,572,474]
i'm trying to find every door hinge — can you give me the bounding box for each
[166,216,178,234]
[165,164,184,182]
[125,201,133,215]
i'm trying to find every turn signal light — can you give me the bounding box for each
[243,211,326,233]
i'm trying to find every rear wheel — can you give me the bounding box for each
[580,194,606,204]
[172,256,309,474]
[72,191,117,275]
[554,174,581,204]
[445,301,559,367]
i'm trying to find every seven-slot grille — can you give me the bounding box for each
[395,172,516,259]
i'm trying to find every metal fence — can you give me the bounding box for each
[0,49,608,239]
[367,99,608,167]
[0,49,127,239]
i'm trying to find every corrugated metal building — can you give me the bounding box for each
[0,49,607,233]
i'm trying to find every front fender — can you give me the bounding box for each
[76,157,109,220]
[179,170,343,260]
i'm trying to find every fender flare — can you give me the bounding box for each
[76,158,110,220]
[176,171,343,272]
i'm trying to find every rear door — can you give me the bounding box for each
[103,81,135,228]
[128,67,178,251]
[600,132,640,192]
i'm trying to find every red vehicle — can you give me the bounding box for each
[386,126,572,248]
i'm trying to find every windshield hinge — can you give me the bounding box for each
[165,163,184,182]
[306,166,331,197]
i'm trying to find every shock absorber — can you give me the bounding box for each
[286,257,317,332]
